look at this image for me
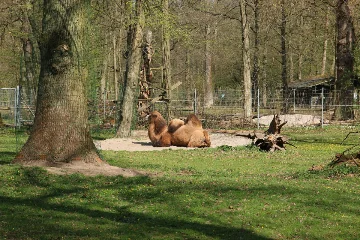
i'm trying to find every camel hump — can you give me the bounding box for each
[185,114,202,128]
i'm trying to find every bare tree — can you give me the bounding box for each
[239,0,252,118]
[117,0,144,137]
[162,0,172,104]
[280,0,289,113]
[204,0,215,108]
[321,6,330,76]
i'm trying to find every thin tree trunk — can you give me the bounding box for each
[239,0,252,118]
[113,33,119,101]
[204,23,214,107]
[262,48,268,108]
[162,0,171,102]
[100,44,110,103]
[20,9,37,105]
[321,7,330,76]
[14,0,101,164]
[252,0,260,109]
[280,0,288,113]
[289,50,294,82]
[138,30,153,113]
[117,0,143,137]
[298,54,303,80]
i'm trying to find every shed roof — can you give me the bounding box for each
[288,76,334,89]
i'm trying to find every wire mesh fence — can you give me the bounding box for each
[0,88,18,127]
[3,86,360,134]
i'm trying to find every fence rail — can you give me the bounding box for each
[2,86,360,130]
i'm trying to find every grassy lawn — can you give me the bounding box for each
[0,126,359,239]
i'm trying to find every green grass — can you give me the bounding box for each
[0,126,360,239]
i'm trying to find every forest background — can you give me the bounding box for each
[1,0,360,130]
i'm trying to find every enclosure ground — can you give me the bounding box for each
[95,130,253,152]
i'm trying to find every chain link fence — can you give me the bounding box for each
[3,86,360,133]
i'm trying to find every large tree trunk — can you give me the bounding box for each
[14,0,101,164]
[334,0,356,120]
[116,0,143,137]
[239,0,252,118]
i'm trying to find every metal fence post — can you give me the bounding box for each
[16,85,21,128]
[293,89,296,113]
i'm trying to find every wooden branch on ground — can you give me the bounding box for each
[341,131,360,144]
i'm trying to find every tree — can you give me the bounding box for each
[280,0,289,113]
[116,0,144,137]
[162,0,172,112]
[14,0,102,164]
[204,0,215,108]
[239,0,252,118]
[252,0,260,105]
[334,0,356,120]
[20,5,39,105]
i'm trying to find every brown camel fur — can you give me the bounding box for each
[147,111,171,147]
[170,114,211,148]
[168,118,185,133]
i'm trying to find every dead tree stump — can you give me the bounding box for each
[255,114,289,151]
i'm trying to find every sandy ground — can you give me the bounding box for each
[95,130,253,152]
[95,114,322,152]
[254,114,323,127]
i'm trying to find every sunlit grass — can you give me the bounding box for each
[0,126,359,239]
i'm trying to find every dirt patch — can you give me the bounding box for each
[95,130,252,151]
[19,161,148,177]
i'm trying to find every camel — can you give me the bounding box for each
[148,111,211,148]
[169,114,211,148]
[147,111,172,147]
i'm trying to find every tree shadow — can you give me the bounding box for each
[0,175,273,240]
[0,151,16,165]
[1,170,358,239]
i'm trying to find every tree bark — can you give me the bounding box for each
[204,23,214,107]
[252,0,260,108]
[162,0,171,102]
[239,0,252,118]
[321,7,330,76]
[138,30,153,114]
[334,0,356,120]
[20,9,38,105]
[117,0,143,137]
[280,0,289,113]
[14,0,101,164]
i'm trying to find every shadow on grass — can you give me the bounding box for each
[1,167,358,239]
[0,174,272,240]
[0,151,16,165]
